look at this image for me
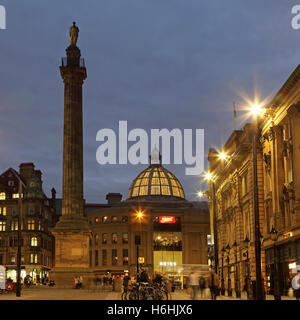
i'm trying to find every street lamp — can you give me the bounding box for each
[135,211,143,284]
[270,226,281,300]
[204,172,219,275]
[16,180,23,297]
[242,235,251,299]
[221,247,226,295]
[226,244,232,296]
[250,103,264,300]
[232,240,241,298]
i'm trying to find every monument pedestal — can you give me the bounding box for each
[50,217,93,288]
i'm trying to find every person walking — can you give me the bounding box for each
[208,268,219,300]
[199,276,207,299]
[189,270,199,300]
[292,270,300,300]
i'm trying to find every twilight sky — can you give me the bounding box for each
[0,0,300,203]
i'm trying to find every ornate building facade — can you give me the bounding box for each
[208,64,300,298]
[0,163,57,282]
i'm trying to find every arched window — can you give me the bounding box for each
[31,237,38,247]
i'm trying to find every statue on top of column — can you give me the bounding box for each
[69,21,79,46]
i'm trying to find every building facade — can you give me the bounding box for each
[85,151,210,288]
[208,64,300,298]
[0,163,57,282]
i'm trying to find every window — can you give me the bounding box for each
[102,216,109,223]
[95,217,99,223]
[31,237,38,247]
[95,250,98,266]
[10,256,15,264]
[0,221,6,231]
[8,180,14,186]
[11,221,18,231]
[122,233,128,244]
[112,249,118,265]
[0,238,5,247]
[102,233,107,244]
[102,250,107,266]
[112,233,118,244]
[122,216,128,223]
[12,194,19,199]
[111,216,118,223]
[28,207,35,216]
[0,193,6,200]
[0,255,2,265]
[123,249,128,265]
[0,207,6,216]
[30,253,38,264]
[241,174,248,196]
[12,208,17,217]
[27,220,35,230]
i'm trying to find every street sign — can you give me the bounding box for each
[138,257,145,264]
[0,266,5,290]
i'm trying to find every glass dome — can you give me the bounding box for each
[127,165,185,200]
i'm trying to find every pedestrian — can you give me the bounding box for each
[74,276,79,289]
[292,270,300,300]
[123,273,130,293]
[199,276,206,299]
[189,270,199,300]
[208,268,219,300]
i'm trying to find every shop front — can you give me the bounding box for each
[265,238,300,296]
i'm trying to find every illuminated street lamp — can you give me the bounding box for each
[218,152,228,161]
[197,191,204,199]
[204,172,219,275]
[250,102,265,300]
[270,226,281,300]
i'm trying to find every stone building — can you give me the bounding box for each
[261,65,300,296]
[0,163,57,282]
[207,123,265,298]
[208,63,300,298]
[84,150,210,288]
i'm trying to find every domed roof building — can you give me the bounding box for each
[82,147,210,286]
[128,147,185,201]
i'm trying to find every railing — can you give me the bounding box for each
[61,57,85,68]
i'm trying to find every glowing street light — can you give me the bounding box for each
[218,152,228,161]
[204,172,213,181]
[197,191,204,198]
[137,211,143,219]
[250,104,262,116]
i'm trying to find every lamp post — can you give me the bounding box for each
[251,104,264,300]
[232,240,241,298]
[270,226,281,300]
[226,244,232,296]
[204,173,219,275]
[243,235,251,299]
[16,180,23,297]
[221,247,226,295]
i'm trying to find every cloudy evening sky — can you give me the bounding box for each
[1,0,300,203]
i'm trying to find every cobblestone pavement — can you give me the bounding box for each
[0,287,297,300]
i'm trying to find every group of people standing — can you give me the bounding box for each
[188,268,219,300]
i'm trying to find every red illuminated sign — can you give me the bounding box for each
[159,216,175,224]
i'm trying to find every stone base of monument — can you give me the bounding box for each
[50,230,93,288]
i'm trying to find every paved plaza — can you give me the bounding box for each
[0,287,297,300]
